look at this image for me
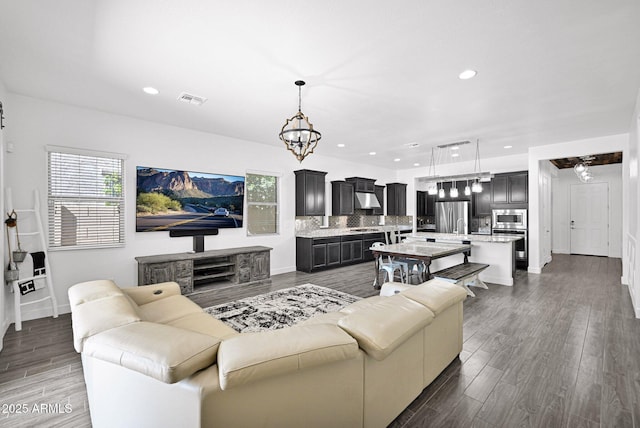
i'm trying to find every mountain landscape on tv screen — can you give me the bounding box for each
[136,167,244,231]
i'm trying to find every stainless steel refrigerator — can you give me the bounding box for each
[435,201,470,234]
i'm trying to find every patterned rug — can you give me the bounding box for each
[204,284,360,333]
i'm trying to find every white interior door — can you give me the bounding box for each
[570,183,608,256]
[542,173,552,263]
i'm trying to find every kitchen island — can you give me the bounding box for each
[405,232,524,286]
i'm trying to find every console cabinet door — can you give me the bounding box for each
[250,251,270,281]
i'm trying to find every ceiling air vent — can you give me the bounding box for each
[178,92,208,106]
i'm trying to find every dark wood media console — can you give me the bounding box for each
[135,246,272,295]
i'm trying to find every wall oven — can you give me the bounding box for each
[492,209,527,263]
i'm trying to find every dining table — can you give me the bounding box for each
[370,241,472,288]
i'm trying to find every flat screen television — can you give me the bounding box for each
[136,166,244,233]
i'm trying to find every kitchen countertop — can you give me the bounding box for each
[296,225,412,238]
[408,232,523,244]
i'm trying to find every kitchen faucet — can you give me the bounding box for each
[455,218,466,235]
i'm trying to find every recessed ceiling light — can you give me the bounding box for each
[337,143,345,148]
[451,146,459,150]
[451,153,460,157]
[143,87,159,95]
[413,163,420,167]
[369,152,376,156]
[394,158,401,162]
[458,69,477,80]
[504,145,513,149]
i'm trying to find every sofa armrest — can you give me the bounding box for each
[217,324,359,390]
[122,282,181,306]
[83,321,220,384]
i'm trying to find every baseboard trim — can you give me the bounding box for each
[628,283,640,319]
[479,273,513,287]
[528,266,543,274]
[0,317,9,352]
[19,304,70,324]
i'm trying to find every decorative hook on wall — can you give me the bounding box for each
[0,101,5,129]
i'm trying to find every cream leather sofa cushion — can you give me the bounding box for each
[122,282,181,306]
[83,321,220,384]
[298,311,345,326]
[338,295,434,361]
[401,280,467,315]
[138,294,204,324]
[218,323,359,390]
[68,280,140,353]
[167,312,238,340]
[339,295,385,314]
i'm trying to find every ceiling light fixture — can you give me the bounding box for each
[471,139,483,193]
[337,143,345,148]
[449,181,459,198]
[143,87,159,95]
[414,163,420,167]
[459,69,477,80]
[279,80,321,163]
[394,158,401,162]
[369,152,377,156]
[574,155,595,182]
[464,180,471,196]
[504,145,513,149]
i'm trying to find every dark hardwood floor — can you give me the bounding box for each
[1,254,638,427]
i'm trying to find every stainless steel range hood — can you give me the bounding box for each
[354,192,381,209]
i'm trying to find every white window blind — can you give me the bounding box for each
[47,149,125,249]
[246,173,279,235]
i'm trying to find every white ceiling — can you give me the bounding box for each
[1,0,639,169]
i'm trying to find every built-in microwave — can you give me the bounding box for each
[492,209,527,230]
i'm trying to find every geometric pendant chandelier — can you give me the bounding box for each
[279,80,321,162]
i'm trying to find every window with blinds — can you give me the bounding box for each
[47,148,125,249]
[246,173,279,235]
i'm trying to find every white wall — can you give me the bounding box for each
[528,134,629,275]
[0,78,7,343]
[551,164,623,257]
[626,90,640,318]
[3,94,397,321]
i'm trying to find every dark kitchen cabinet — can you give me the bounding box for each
[345,177,376,193]
[372,185,385,215]
[294,169,327,216]
[386,183,407,216]
[426,193,437,216]
[491,172,528,207]
[340,235,363,264]
[296,236,341,272]
[331,181,355,215]
[473,182,492,216]
[416,191,426,216]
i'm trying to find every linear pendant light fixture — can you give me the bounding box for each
[279,80,321,162]
[471,139,483,193]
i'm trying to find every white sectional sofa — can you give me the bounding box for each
[68,278,466,428]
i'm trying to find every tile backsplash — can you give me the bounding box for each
[295,214,413,234]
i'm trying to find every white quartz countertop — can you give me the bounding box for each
[296,225,411,239]
[408,232,523,244]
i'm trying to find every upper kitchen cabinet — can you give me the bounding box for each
[491,171,528,207]
[472,181,492,216]
[294,169,327,216]
[345,177,376,193]
[331,181,355,216]
[372,185,385,215]
[386,183,407,216]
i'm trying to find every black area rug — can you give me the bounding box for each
[204,284,360,333]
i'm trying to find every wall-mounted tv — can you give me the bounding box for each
[136,166,245,232]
